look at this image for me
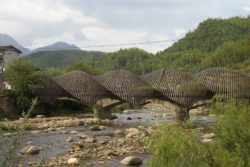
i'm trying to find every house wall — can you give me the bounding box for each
[4,49,19,67]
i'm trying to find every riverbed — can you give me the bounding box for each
[0,106,215,167]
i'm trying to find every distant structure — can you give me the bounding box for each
[0,45,22,90]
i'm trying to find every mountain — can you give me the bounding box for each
[26,16,250,73]
[0,33,30,54]
[150,16,250,72]
[32,42,80,53]
[87,16,250,73]
[25,50,105,69]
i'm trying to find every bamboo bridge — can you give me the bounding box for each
[37,67,250,120]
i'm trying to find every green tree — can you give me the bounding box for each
[66,61,99,75]
[46,67,64,76]
[5,59,44,112]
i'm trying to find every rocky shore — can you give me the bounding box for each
[0,103,214,167]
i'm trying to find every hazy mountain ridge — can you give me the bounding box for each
[31,41,80,53]
[0,33,30,54]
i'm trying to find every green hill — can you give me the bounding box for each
[88,48,153,74]
[25,50,105,69]
[26,16,250,74]
[146,16,250,72]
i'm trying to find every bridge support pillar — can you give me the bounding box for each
[93,107,112,119]
[175,107,190,122]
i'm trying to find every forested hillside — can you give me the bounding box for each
[25,50,105,69]
[26,16,250,74]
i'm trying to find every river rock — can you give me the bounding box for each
[111,115,118,120]
[85,137,96,143]
[66,137,74,142]
[67,158,79,165]
[20,145,41,154]
[71,142,84,149]
[202,133,215,139]
[36,115,45,118]
[47,127,56,131]
[78,121,85,126]
[78,133,88,139]
[70,130,79,134]
[31,130,40,134]
[190,107,209,116]
[120,156,142,166]
[27,141,32,145]
[3,133,12,137]
[112,130,125,137]
[105,150,118,156]
[202,138,212,143]
[90,125,101,131]
[127,117,132,120]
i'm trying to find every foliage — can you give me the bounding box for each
[0,98,37,166]
[65,61,100,75]
[209,100,250,167]
[88,48,153,74]
[148,124,213,167]
[25,50,105,69]
[5,59,44,112]
[50,100,92,116]
[45,67,64,77]
[148,100,250,167]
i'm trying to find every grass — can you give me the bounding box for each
[147,99,250,167]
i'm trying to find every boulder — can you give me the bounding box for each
[112,130,125,137]
[202,133,215,139]
[90,125,101,131]
[20,145,42,154]
[36,115,45,118]
[66,137,74,142]
[70,130,79,134]
[127,117,132,120]
[71,142,84,150]
[67,158,79,165]
[85,137,96,143]
[202,138,212,143]
[120,156,142,166]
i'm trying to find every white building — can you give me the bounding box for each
[0,45,22,90]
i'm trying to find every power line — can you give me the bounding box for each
[78,39,177,48]
[26,39,178,50]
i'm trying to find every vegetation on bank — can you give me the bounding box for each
[5,59,44,113]
[25,16,250,74]
[148,99,250,167]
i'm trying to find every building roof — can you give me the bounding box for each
[0,45,22,54]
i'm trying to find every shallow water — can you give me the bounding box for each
[1,109,215,166]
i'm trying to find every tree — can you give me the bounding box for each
[66,61,99,75]
[5,59,44,112]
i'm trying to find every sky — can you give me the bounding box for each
[0,0,250,53]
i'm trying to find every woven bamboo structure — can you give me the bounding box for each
[37,68,250,110]
[194,67,250,100]
[141,69,212,108]
[96,70,155,105]
[53,70,110,106]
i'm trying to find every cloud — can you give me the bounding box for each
[0,0,249,53]
[244,7,250,12]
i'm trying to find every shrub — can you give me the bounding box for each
[148,123,214,167]
[148,100,250,167]
[5,59,44,112]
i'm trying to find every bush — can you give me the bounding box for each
[148,123,213,167]
[209,100,250,167]
[5,59,44,112]
[148,100,250,167]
